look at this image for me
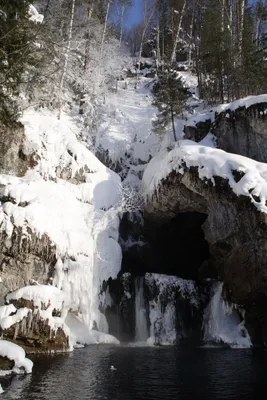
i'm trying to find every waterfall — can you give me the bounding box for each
[203,282,251,348]
[135,277,148,342]
[148,300,177,346]
[145,273,199,345]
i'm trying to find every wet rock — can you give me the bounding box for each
[144,165,267,342]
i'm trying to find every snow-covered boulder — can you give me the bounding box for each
[184,94,267,164]
[0,340,33,374]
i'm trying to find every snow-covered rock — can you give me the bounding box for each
[184,94,267,164]
[142,140,267,343]
[0,109,123,350]
[0,340,33,374]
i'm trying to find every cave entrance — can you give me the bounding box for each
[143,212,211,280]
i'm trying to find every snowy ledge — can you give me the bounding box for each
[142,140,267,214]
[185,94,267,128]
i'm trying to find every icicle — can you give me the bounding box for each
[203,282,251,348]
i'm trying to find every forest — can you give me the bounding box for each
[1,0,267,128]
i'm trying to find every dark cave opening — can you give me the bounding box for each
[120,211,213,280]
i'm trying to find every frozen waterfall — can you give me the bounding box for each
[203,282,251,348]
[133,274,199,345]
[135,277,149,342]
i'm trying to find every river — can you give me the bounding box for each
[1,344,267,399]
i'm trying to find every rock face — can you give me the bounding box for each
[0,225,56,306]
[184,102,267,163]
[0,123,37,176]
[144,166,267,343]
[212,103,267,163]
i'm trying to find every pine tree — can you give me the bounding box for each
[0,0,35,125]
[152,69,189,141]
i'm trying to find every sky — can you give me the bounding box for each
[125,0,143,27]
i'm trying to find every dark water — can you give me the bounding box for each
[2,344,267,400]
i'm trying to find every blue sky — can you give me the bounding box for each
[125,0,143,27]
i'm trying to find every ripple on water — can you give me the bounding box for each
[1,345,267,400]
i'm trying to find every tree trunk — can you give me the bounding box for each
[100,0,111,59]
[156,20,160,71]
[119,3,125,48]
[170,0,187,65]
[187,10,194,68]
[170,104,177,142]
[58,0,76,120]
[136,0,155,88]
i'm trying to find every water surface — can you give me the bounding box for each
[1,344,267,399]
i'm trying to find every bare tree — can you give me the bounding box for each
[135,0,155,87]
[170,0,187,65]
[58,0,76,119]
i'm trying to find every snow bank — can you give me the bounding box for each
[0,340,33,374]
[185,109,215,128]
[6,285,67,310]
[143,140,267,213]
[216,94,267,114]
[65,313,119,347]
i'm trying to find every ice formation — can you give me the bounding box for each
[0,109,123,348]
[133,273,199,346]
[203,282,251,348]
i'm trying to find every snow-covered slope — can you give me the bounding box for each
[94,77,160,183]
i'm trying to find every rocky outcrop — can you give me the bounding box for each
[144,166,267,343]
[184,119,212,143]
[0,123,37,176]
[211,103,267,163]
[0,225,56,306]
[184,101,267,163]
[1,299,68,353]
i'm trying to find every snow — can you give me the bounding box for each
[28,5,43,24]
[65,313,119,347]
[0,305,16,320]
[0,308,31,331]
[216,94,267,114]
[94,77,160,182]
[6,285,67,311]
[185,109,215,128]
[0,108,123,348]
[0,340,33,374]
[184,93,267,131]
[143,140,267,213]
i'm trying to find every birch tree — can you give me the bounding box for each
[57,0,76,119]
[135,0,155,86]
[170,0,187,65]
